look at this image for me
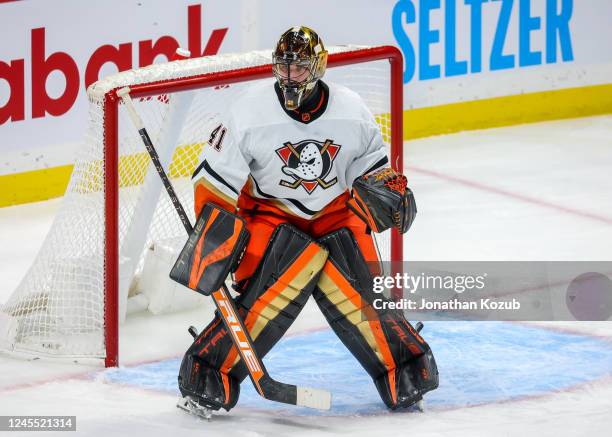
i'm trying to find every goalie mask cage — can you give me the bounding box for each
[0,45,404,367]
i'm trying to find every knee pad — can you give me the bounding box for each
[179,224,328,410]
[313,227,438,409]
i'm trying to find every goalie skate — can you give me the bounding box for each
[177,396,213,421]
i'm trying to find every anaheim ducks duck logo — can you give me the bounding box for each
[275,139,341,194]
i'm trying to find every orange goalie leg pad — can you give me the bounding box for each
[313,228,439,410]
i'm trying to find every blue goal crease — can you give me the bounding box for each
[101,322,612,416]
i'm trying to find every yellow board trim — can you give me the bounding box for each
[0,143,205,208]
[0,165,73,208]
[1,84,611,207]
[404,83,612,140]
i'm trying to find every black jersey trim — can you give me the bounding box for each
[192,161,205,180]
[250,176,319,216]
[192,159,239,195]
[274,81,330,124]
[362,156,389,176]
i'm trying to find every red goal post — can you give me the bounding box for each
[0,45,404,367]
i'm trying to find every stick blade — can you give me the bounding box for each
[296,387,332,410]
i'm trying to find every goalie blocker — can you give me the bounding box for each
[347,167,417,234]
[169,203,249,296]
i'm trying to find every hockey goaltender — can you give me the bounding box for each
[173,26,439,416]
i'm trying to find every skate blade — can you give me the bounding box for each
[394,398,425,413]
[177,397,213,421]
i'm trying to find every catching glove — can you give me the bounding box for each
[347,167,416,234]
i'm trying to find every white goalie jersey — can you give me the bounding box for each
[192,80,389,219]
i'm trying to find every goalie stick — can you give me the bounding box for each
[117,87,331,411]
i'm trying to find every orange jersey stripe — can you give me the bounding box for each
[194,180,237,218]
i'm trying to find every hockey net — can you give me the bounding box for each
[0,45,403,366]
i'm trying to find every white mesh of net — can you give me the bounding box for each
[0,46,396,361]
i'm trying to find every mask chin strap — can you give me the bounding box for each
[283,79,317,111]
[282,86,302,110]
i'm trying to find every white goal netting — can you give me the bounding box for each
[0,46,399,364]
